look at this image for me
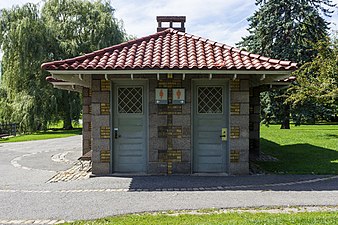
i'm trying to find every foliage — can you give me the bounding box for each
[41,0,126,59]
[260,90,284,125]
[63,211,338,225]
[287,37,338,120]
[0,0,126,132]
[261,90,335,125]
[238,0,334,64]
[258,124,338,174]
[238,0,335,128]
[0,3,56,132]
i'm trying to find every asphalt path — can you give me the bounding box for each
[0,136,337,224]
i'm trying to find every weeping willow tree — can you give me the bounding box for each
[0,4,56,132]
[41,0,126,129]
[0,0,126,132]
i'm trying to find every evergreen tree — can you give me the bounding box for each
[238,0,335,128]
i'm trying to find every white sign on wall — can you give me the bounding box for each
[172,88,185,104]
[155,88,168,104]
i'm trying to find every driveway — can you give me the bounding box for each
[0,136,337,224]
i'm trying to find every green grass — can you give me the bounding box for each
[258,124,338,174]
[64,211,338,225]
[0,129,82,143]
[0,120,82,143]
[48,120,82,129]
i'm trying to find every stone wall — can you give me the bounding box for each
[89,75,251,175]
[91,77,111,174]
[229,78,250,175]
[82,87,91,155]
[148,75,191,175]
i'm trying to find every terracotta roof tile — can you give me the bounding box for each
[41,28,297,71]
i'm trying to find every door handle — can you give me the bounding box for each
[114,128,119,139]
[221,128,227,141]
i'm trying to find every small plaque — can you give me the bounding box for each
[172,88,185,104]
[155,88,168,104]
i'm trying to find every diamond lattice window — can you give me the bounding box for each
[118,87,143,113]
[197,86,223,114]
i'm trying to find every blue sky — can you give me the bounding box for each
[0,0,338,47]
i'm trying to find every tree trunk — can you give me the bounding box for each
[63,116,73,130]
[61,92,73,130]
[280,103,290,129]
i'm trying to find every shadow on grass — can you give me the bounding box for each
[258,138,338,175]
[325,134,338,139]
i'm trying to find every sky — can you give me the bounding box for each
[0,0,338,47]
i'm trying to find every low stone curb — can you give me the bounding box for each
[47,161,91,183]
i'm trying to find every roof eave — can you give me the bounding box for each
[47,69,294,76]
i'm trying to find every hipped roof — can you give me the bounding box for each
[41,28,297,71]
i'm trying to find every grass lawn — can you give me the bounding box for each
[0,129,82,143]
[64,211,338,225]
[0,120,82,143]
[257,124,338,174]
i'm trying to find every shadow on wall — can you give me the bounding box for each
[258,138,338,175]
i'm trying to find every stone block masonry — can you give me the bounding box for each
[148,75,191,175]
[89,75,250,175]
[91,78,111,174]
[229,78,250,175]
[82,87,92,155]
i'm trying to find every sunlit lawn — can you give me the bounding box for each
[63,210,338,225]
[0,121,82,143]
[258,124,338,174]
[0,129,82,143]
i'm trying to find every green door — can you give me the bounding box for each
[193,80,229,173]
[113,81,147,173]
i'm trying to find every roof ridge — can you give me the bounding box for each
[172,29,241,53]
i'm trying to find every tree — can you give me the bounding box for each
[0,4,56,132]
[41,0,126,129]
[0,0,127,132]
[238,0,335,128]
[287,37,338,121]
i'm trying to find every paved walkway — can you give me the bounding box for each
[0,136,337,224]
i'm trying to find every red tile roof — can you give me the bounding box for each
[41,28,297,71]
